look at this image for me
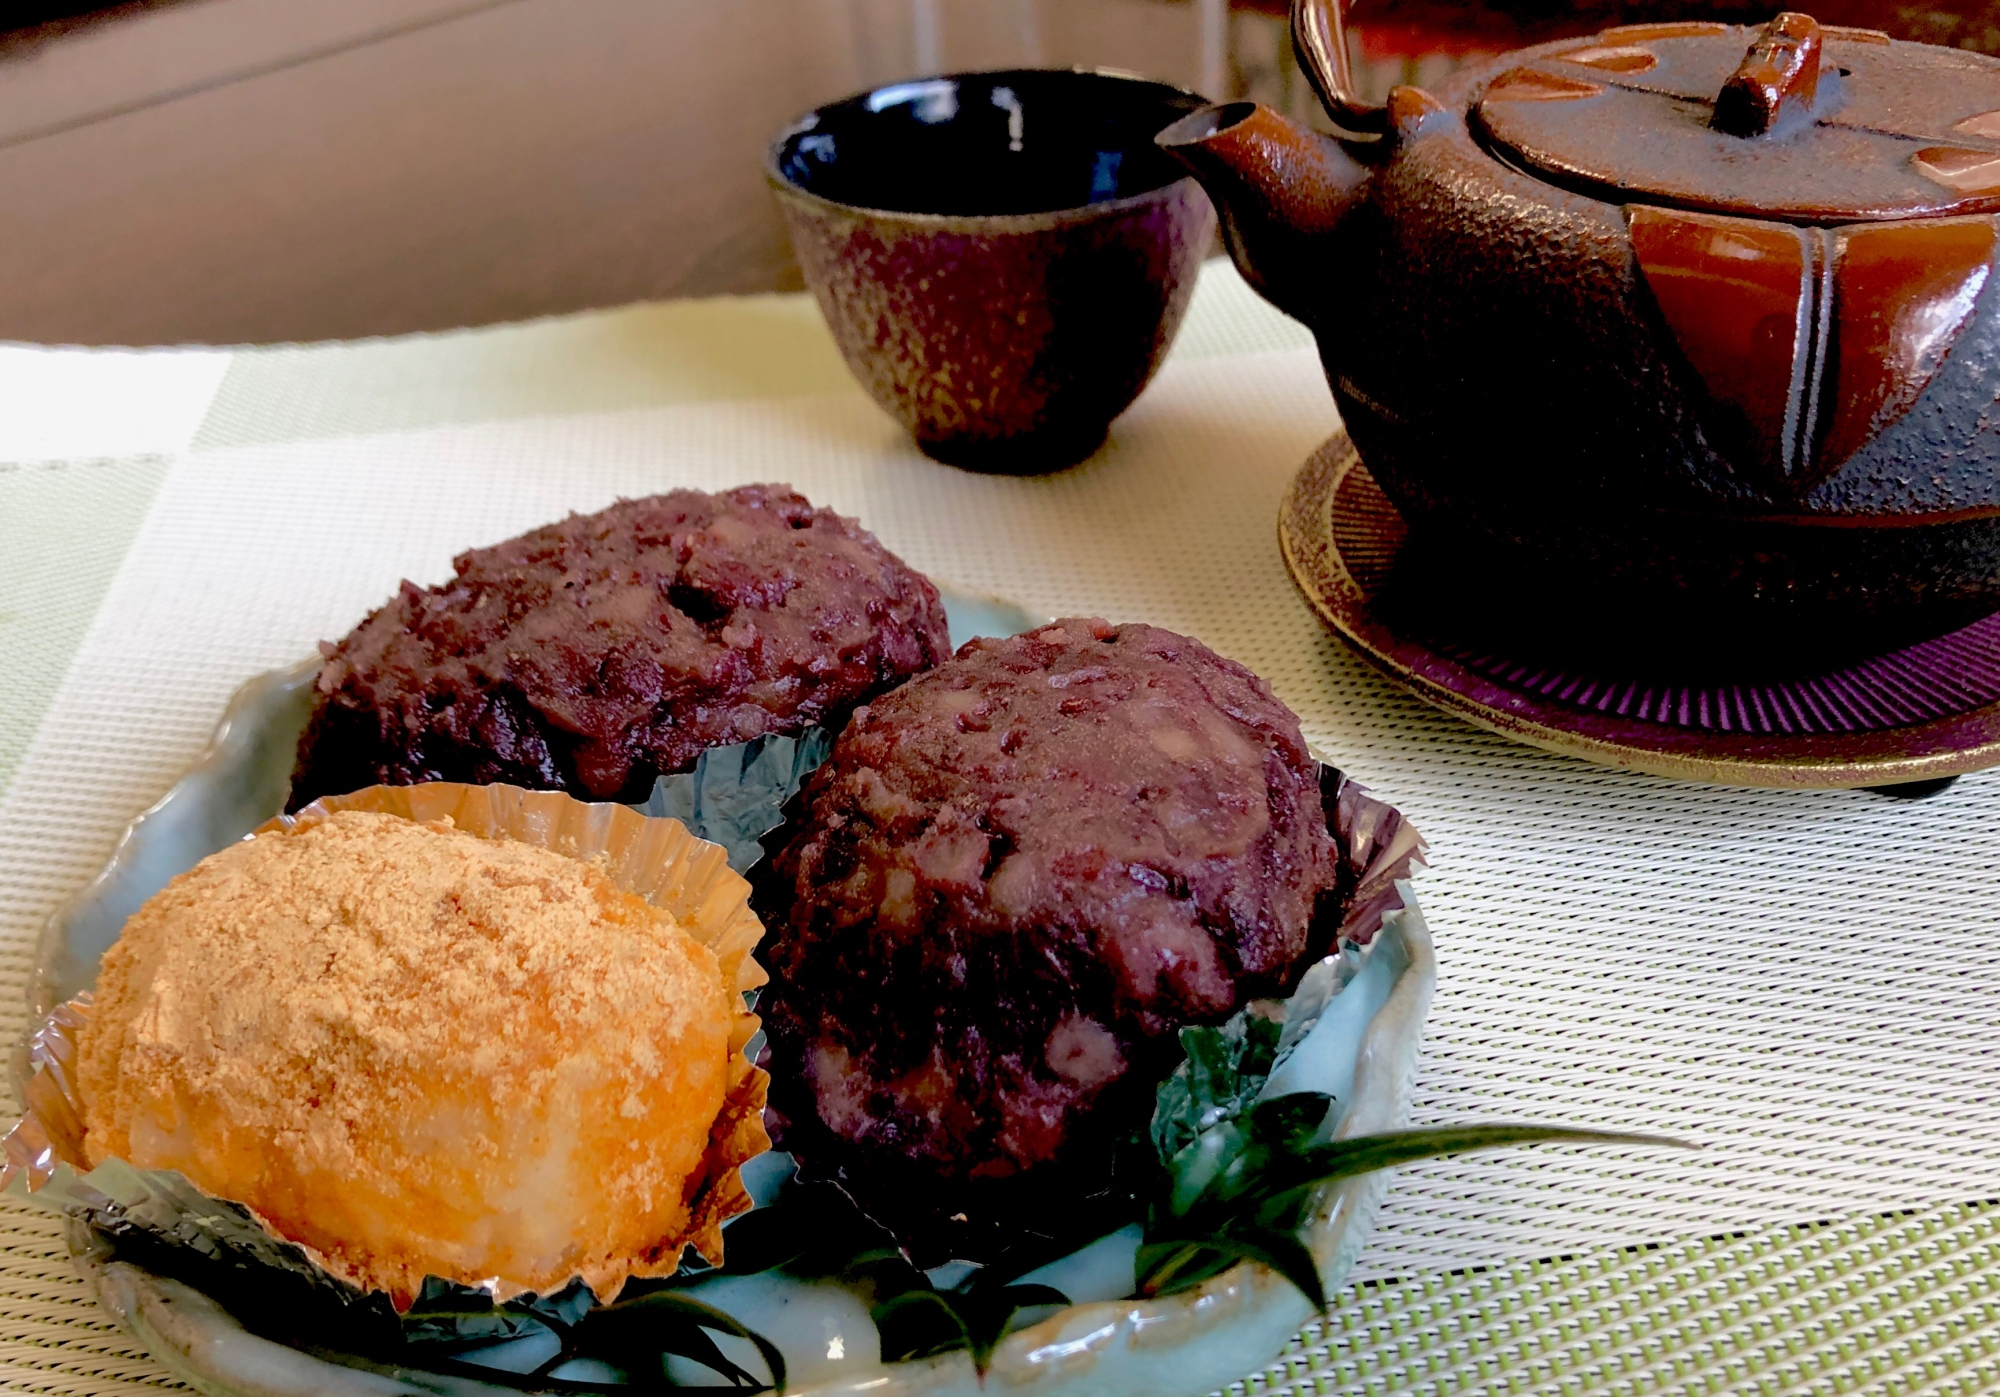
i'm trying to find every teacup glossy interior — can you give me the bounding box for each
[774,69,1204,217]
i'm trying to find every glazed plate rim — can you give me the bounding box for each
[24,580,1436,1397]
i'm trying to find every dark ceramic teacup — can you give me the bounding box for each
[768,69,1215,472]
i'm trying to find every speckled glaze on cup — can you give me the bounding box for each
[769,70,1216,473]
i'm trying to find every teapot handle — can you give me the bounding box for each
[1291,0,1390,136]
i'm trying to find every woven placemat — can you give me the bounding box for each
[0,459,172,798]
[6,1193,1995,1396]
[2,264,1996,1395]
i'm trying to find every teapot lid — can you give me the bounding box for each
[1473,15,2000,223]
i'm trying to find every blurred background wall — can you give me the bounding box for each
[0,0,1979,344]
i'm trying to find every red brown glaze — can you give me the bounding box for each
[1386,84,1448,133]
[1913,146,2000,195]
[1289,0,1388,135]
[1711,13,1823,138]
[1820,216,1996,469]
[1630,207,1812,487]
[1482,67,1604,102]
[1955,109,2000,139]
[1156,102,1366,327]
[1634,207,2000,496]
[1555,44,1659,74]
[1598,21,1729,41]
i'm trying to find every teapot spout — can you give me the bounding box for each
[1156,102,1367,328]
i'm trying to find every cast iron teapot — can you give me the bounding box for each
[1160,0,2000,657]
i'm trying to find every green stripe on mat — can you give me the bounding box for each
[1244,1199,1999,1396]
[0,457,171,804]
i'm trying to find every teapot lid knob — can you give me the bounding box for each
[1477,16,2000,220]
[1711,12,1823,136]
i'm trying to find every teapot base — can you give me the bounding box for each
[1281,433,2000,788]
[1358,452,2000,673]
[1380,529,1999,680]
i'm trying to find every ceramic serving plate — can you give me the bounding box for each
[22,584,1437,1397]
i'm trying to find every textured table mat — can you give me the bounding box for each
[1,265,1995,1395]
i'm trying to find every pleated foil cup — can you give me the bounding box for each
[1319,763,1427,948]
[1242,765,1430,1065]
[2,781,772,1312]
